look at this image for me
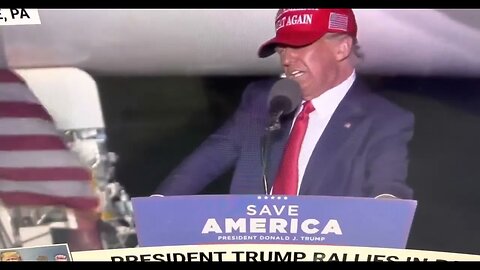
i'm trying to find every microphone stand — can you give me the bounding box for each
[260,110,283,195]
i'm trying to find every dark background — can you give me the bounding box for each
[93,74,480,255]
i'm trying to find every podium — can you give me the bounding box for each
[131,195,417,249]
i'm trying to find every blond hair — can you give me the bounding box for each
[0,251,22,261]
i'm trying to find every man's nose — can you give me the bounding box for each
[280,47,296,66]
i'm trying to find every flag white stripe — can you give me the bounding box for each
[0,150,84,168]
[0,72,98,209]
[0,83,41,104]
[0,179,96,198]
[0,118,59,136]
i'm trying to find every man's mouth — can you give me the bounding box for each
[289,70,305,78]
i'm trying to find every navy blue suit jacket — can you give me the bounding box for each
[156,77,414,199]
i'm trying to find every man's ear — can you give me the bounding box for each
[335,36,353,61]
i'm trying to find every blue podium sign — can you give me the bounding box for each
[132,195,417,249]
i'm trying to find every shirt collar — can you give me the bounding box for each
[307,70,356,118]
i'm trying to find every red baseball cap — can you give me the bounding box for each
[258,9,357,58]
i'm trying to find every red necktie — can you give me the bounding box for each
[272,100,315,195]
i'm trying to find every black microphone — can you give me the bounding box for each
[261,78,302,194]
[266,78,302,132]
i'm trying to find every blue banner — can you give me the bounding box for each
[132,195,416,248]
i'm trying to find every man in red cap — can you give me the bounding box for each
[156,9,414,199]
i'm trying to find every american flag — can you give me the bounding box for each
[328,12,349,32]
[0,70,98,211]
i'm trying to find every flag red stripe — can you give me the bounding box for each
[0,69,98,211]
[0,70,25,83]
[0,167,92,181]
[0,135,67,150]
[0,102,53,121]
[0,192,98,210]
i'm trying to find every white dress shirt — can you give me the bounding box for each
[295,71,356,194]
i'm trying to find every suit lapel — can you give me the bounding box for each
[299,80,368,194]
[266,79,370,194]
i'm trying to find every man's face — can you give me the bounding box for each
[276,35,342,100]
[4,256,21,261]
[1,252,22,261]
